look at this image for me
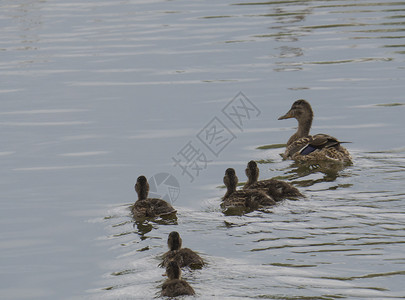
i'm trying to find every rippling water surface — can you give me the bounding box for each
[1,0,404,299]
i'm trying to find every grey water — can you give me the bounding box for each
[1,0,404,299]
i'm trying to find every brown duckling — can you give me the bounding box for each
[161,231,204,269]
[132,176,176,218]
[161,260,195,297]
[222,168,276,209]
[243,160,303,201]
[278,99,352,163]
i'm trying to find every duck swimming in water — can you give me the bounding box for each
[161,260,195,297]
[132,175,176,218]
[160,231,204,269]
[222,168,276,209]
[243,160,303,201]
[278,99,352,163]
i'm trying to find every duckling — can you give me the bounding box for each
[161,260,195,297]
[243,160,303,201]
[222,168,276,209]
[278,99,352,163]
[132,176,176,218]
[161,231,204,269]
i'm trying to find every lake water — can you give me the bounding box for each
[1,0,404,299]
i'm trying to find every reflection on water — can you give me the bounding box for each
[1,0,405,299]
[285,161,350,187]
[133,217,178,238]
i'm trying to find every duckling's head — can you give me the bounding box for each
[168,231,182,251]
[245,160,259,186]
[137,175,147,184]
[135,175,149,200]
[166,260,181,280]
[225,168,236,177]
[224,168,238,197]
[278,99,313,123]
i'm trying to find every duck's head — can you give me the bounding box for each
[278,99,313,123]
[245,160,259,186]
[279,100,313,144]
[168,231,182,251]
[166,260,181,280]
[135,175,149,200]
[137,175,147,184]
[224,168,238,197]
[225,168,237,177]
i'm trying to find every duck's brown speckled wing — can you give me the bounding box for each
[131,199,151,218]
[161,248,204,269]
[222,189,276,208]
[148,198,176,217]
[132,198,176,218]
[177,248,204,268]
[284,134,351,163]
[246,179,303,201]
[283,135,313,159]
[293,145,352,163]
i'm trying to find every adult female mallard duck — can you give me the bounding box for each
[278,99,352,163]
[243,160,303,201]
[160,231,204,269]
[161,260,195,297]
[222,168,276,210]
[132,175,176,218]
